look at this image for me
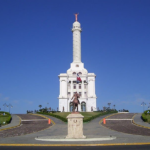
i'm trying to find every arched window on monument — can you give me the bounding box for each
[79,84,81,89]
[70,102,73,112]
[81,102,86,112]
[73,72,76,76]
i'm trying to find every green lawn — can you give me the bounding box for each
[0,112,11,126]
[38,111,117,122]
[141,110,150,123]
[54,112,102,121]
[0,117,9,124]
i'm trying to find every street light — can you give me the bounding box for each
[3,103,7,112]
[7,104,13,114]
[148,103,150,110]
[113,105,116,110]
[141,102,146,112]
[47,103,49,111]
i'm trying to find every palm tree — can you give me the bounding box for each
[39,105,42,110]
[103,106,106,111]
[108,103,111,109]
[113,105,116,110]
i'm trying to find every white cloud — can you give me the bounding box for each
[13,100,19,104]
[24,100,33,105]
[119,94,150,106]
[4,97,9,101]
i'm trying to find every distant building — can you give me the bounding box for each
[58,15,97,112]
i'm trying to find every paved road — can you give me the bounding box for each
[102,113,150,136]
[1,113,150,144]
[0,115,20,130]
[134,113,150,127]
[0,114,52,138]
[0,145,150,150]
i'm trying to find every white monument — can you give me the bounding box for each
[58,14,97,112]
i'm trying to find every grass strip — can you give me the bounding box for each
[0,111,12,126]
[37,111,117,123]
[141,110,150,123]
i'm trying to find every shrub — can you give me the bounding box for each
[142,113,147,122]
[37,112,67,122]
[0,111,12,124]
[37,110,118,123]
[6,115,12,124]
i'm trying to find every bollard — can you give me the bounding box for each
[103,118,106,124]
[48,119,51,124]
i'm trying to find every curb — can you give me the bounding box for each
[1,143,150,146]
[99,113,119,124]
[0,115,21,131]
[99,113,150,137]
[31,114,55,125]
[15,114,56,135]
[0,114,55,137]
[132,114,150,129]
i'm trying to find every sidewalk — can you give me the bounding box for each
[133,113,150,128]
[0,114,20,130]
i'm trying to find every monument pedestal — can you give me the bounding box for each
[66,113,86,139]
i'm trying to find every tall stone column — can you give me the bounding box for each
[76,83,79,94]
[88,80,91,97]
[61,80,67,98]
[93,79,96,97]
[59,79,62,97]
[72,20,82,63]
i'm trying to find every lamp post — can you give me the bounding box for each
[3,103,7,112]
[7,104,13,114]
[113,105,116,110]
[148,103,150,110]
[47,103,49,111]
[141,102,146,112]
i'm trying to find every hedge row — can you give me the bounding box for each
[0,111,11,116]
[143,110,150,115]
[83,111,117,122]
[6,115,12,124]
[37,111,117,123]
[141,110,150,122]
[0,111,12,124]
[141,113,147,122]
[37,112,68,122]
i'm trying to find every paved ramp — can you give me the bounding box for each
[0,114,52,138]
[102,113,150,136]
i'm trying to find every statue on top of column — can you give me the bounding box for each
[74,13,79,22]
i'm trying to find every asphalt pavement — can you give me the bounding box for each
[0,115,20,130]
[0,113,150,145]
[134,113,150,127]
[0,145,150,150]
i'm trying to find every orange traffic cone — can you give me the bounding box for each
[103,118,106,124]
[48,119,51,124]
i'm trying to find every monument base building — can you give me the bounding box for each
[58,15,97,112]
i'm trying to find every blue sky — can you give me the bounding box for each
[0,0,150,114]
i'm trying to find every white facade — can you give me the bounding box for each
[58,18,97,112]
